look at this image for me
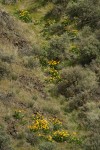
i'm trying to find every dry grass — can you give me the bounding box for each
[0,1,99,150]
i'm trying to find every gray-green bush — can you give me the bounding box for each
[0,128,13,150]
[46,33,70,60]
[0,61,10,79]
[39,142,56,150]
[67,0,100,29]
[76,27,100,65]
[57,66,97,98]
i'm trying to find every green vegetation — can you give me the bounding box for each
[0,127,13,150]
[0,0,100,150]
[14,10,32,23]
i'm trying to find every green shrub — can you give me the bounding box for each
[65,92,90,112]
[15,10,32,23]
[44,5,63,21]
[23,56,40,68]
[0,53,14,63]
[39,142,56,150]
[57,66,97,98]
[2,0,17,5]
[0,128,13,150]
[44,0,69,21]
[43,106,60,115]
[46,33,70,60]
[26,133,39,146]
[37,0,50,6]
[89,59,100,82]
[11,73,18,81]
[76,27,100,65]
[67,0,100,29]
[42,22,64,37]
[82,116,100,150]
[0,61,10,79]
[13,110,24,120]
[77,101,100,149]
[62,27,100,65]
[51,0,69,5]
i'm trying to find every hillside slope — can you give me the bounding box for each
[0,0,100,150]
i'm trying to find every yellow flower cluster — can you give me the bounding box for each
[46,60,61,83]
[29,113,49,132]
[53,130,70,136]
[52,130,70,142]
[52,118,62,125]
[47,135,52,141]
[51,117,61,125]
[32,112,44,120]
[20,10,29,17]
[12,110,81,144]
[16,9,32,23]
[48,60,60,66]
[12,107,82,145]
[48,70,61,82]
[49,68,59,76]
[38,134,53,142]
[50,118,62,130]
[29,119,49,131]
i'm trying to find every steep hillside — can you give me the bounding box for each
[0,0,100,150]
